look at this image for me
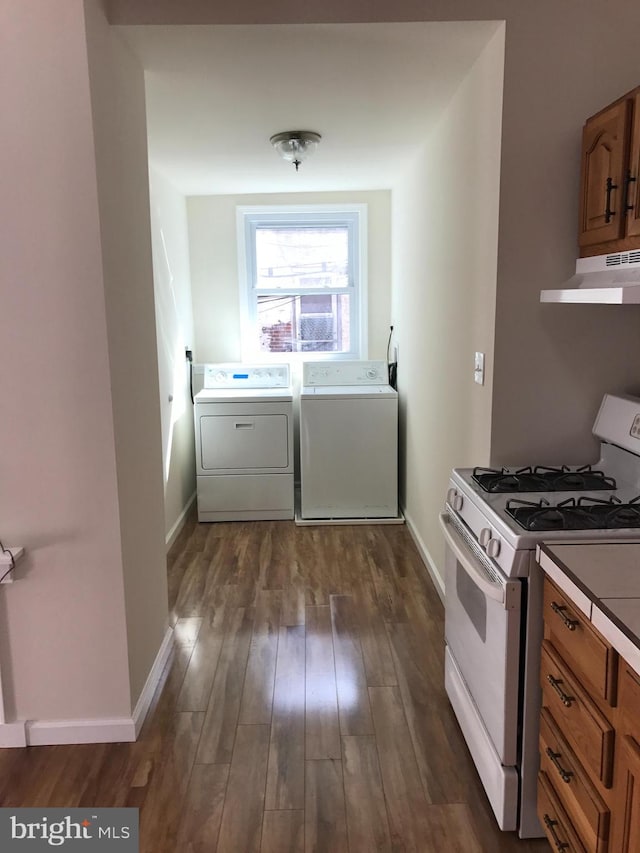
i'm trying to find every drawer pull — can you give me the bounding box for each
[543,814,570,851]
[545,747,573,783]
[550,601,579,631]
[547,674,574,707]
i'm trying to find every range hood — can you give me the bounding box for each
[541,250,640,304]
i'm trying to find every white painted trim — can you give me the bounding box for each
[404,508,445,602]
[0,721,27,747]
[236,203,368,362]
[26,717,136,746]
[2,627,175,747]
[165,491,196,551]
[0,628,26,745]
[132,626,175,738]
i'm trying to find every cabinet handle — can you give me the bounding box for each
[546,747,574,783]
[543,814,570,851]
[547,674,574,707]
[605,176,617,223]
[550,601,579,631]
[624,170,637,211]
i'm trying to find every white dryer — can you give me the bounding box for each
[194,364,294,522]
[300,360,398,520]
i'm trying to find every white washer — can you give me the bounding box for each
[194,364,294,522]
[300,360,398,520]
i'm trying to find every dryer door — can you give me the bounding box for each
[199,414,289,471]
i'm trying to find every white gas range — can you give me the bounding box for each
[441,393,640,838]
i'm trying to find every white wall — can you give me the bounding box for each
[392,27,504,587]
[0,0,174,733]
[187,191,391,363]
[84,0,169,707]
[149,169,197,543]
[0,0,131,721]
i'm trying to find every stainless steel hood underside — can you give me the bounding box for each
[541,250,640,304]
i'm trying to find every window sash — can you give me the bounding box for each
[238,204,367,360]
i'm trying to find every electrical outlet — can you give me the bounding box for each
[474,352,485,385]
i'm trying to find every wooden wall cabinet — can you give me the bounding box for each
[579,89,640,257]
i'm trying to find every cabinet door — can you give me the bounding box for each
[612,735,640,853]
[625,93,640,237]
[579,99,632,250]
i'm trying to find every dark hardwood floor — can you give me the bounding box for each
[0,513,550,852]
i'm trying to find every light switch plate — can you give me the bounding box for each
[474,352,485,385]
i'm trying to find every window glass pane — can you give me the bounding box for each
[258,294,351,353]
[255,226,349,290]
[300,293,332,313]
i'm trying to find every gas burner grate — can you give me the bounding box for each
[472,465,616,494]
[506,495,640,531]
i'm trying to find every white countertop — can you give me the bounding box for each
[538,542,640,677]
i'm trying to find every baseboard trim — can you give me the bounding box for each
[132,625,175,738]
[165,491,196,551]
[0,721,27,747]
[403,508,445,602]
[26,717,136,746]
[4,627,175,747]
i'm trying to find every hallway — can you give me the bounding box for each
[0,517,549,851]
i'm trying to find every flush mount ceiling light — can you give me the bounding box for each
[270,130,322,172]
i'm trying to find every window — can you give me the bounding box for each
[238,205,367,359]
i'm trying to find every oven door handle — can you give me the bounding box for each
[439,512,505,605]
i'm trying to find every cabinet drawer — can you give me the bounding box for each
[544,577,617,704]
[538,770,587,853]
[618,662,640,735]
[541,641,615,788]
[540,707,610,853]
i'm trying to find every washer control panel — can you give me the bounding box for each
[203,363,290,389]
[303,360,388,386]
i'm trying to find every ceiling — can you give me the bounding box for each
[119,22,499,196]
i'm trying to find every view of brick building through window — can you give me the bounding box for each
[255,226,352,353]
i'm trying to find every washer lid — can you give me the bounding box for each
[195,387,293,403]
[300,384,397,400]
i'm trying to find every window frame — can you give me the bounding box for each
[237,204,368,361]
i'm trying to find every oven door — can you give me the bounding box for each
[440,510,522,830]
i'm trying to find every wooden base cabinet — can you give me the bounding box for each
[539,708,610,853]
[538,577,640,853]
[612,735,640,853]
[611,664,640,853]
[538,770,587,853]
[538,578,617,853]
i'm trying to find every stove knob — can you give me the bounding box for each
[486,538,501,559]
[446,488,463,512]
[479,528,492,548]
